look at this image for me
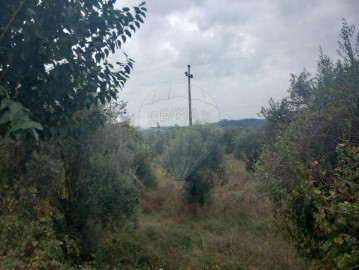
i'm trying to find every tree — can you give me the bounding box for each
[158,125,227,206]
[0,1,148,267]
[184,140,227,206]
[233,127,265,171]
[0,0,146,139]
[219,128,239,154]
[74,122,154,229]
[257,20,359,269]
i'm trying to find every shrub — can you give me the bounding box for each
[184,141,227,206]
[219,128,240,154]
[74,124,143,228]
[0,147,80,269]
[256,20,359,269]
[157,125,227,206]
[233,127,265,171]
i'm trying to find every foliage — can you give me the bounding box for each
[259,70,314,143]
[218,118,266,128]
[95,225,200,270]
[94,156,306,270]
[135,154,158,189]
[0,1,148,266]
[0,106,153,266]
[74,124,144,228]
[0,147,80,269]
[0,0,146,139]
[233,127,265,171]
[184,140,228,206]
[156,125,227,206]
[256,20,359,269]
[25,149,65,200]
[219,128,239,154]
[158,125,221,179]
[54,118,156,262]
[0,93,43,140]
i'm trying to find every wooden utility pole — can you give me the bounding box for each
[185,65,193,126]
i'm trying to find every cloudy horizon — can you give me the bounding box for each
[111,0,359,126]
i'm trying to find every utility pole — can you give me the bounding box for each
[185,65,193,126]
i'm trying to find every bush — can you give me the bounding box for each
[184,141,227,206]
[0,146,80,269]
[256,20,359,269]
[0,112,155,266]
[133,144,158,189]
[62,122,157,259]
[156,125,227,206]
[219,128,240,154]
[233,127,265,171]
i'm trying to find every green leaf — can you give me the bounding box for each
[130,25,136,32]
[9,101,24,112]
[9,120,43,132]
[30,121,43,130]
[136,15,144,24]
[0,110,10,125]
[0,99,11,111]
[31,127,39,141]
[125,30,132,37]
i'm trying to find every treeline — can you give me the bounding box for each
[230,20,359,269]
[217,118,266,128]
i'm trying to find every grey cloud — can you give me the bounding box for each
[114,0,359,124]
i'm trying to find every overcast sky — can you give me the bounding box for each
[111,0,359,125]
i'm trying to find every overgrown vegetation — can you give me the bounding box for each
[155,125,228,206]
[1,0,147,268]
[233,127,266,171]
[255,20,359,269]
[99,157,306,270]
[1,0,357,268]
[184,139,228,206]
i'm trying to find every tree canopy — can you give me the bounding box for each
[0,1,149,268]
[0,0,146,139]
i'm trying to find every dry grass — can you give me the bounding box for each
[115,155,307,269]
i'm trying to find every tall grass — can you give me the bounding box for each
[97,156,307,269]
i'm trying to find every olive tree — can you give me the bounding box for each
[256,20,359,269]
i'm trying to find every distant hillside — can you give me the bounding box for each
[216,118,266,129]
[140,118,265,135]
